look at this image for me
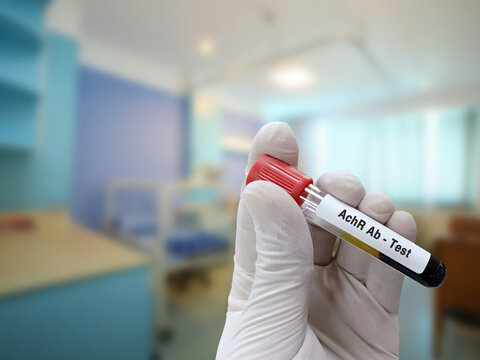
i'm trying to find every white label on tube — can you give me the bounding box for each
[315,194,430,274]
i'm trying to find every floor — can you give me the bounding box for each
[157,263,479,360]
[399,280,434,360]
[158,264,233,360]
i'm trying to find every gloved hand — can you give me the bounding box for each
[216,122,417,360]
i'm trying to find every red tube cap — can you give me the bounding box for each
[246,154,313,205]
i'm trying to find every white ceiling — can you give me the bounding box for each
[78,0,480,117]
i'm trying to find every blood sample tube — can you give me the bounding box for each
[246,154,447,287]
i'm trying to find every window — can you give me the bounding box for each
[296,108,479,207]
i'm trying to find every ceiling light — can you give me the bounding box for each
[269,63,315,92]
[198,37,216,56]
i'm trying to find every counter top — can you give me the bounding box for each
[0,210,149,298]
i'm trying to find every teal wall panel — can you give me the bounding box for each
[30,32,77,208]
[0,32,77,210]
[0,267,152,360]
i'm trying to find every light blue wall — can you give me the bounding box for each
[222,110,261,190]
[30,33,77,207]
[73,67,185,229]
[190,101,223,170]
[190,99,262,188]
[0,32,77,210]
[0,267,152,360]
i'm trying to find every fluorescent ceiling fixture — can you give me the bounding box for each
[197,37,216,56]
[269,63,315,92]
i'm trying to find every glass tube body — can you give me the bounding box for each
[299,184,446,287]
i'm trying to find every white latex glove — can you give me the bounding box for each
[216,122,417,360]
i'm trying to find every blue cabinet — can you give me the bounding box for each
[0,268,153,360]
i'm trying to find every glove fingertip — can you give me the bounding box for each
[246,122,299,176]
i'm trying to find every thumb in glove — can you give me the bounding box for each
[217,180,322,359]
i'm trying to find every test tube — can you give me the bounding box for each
[246,154,447,288]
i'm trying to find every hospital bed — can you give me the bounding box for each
[103,171,237,339]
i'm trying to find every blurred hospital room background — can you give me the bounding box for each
[0,0,479,359]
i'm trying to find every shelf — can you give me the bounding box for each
[0,76,39,101]
[0,120,36,152]
[0,141,33,153]
[0,8,43,50]
[0,0,50,154]
[0,105,37,153]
